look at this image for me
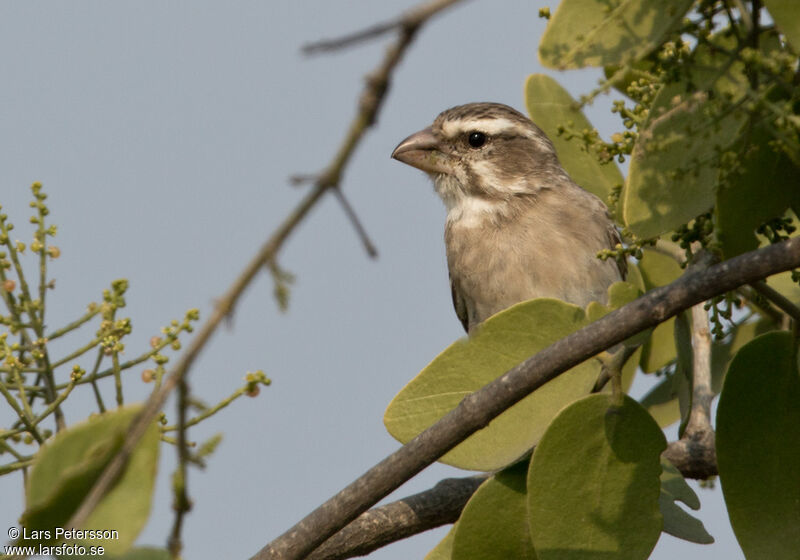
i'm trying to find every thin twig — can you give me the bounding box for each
[332,189,378,258]
[301,0,467,54]
[302,21,400,54]
[293,2,470,259]
[168,379,191,557]
[254,237,800,560]
[737,284,785,323]
[299,18,422,257]
[65,173,330,533]
[732,0,753,32]
[591,345,638,393]
[751,280,800,323]
[64,0,443,522]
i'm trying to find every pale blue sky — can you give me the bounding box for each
[0,2,741,559]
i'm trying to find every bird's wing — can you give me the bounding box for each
[449,273,470,332]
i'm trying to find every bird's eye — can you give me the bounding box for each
[467,131,487,148]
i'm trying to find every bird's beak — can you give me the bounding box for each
[391,126,452,175]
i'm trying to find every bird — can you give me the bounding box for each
[391,102,626,333]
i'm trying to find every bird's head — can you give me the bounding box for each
[391,103,563,211]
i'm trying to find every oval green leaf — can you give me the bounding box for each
[527,394,665,560]
[715,119,800,258]
[21,405,160,556]
[622,91,743,238]
[763,0,800,51]
[538,0,693,69]
[452,462,536,560]
[637,248,683,371]
[425,525,456,560]
[716,331,800,560]
[639,369,687,428]
[621,31,775,238]
[384,298,600,471]
[524,74,623,201]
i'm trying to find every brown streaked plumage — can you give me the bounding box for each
[392,102,625,333]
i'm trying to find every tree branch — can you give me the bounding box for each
[301,0,468,54]
[254,238,800,560]
[306,476,486,560]
[751,279,800,323]
[301,420,726,560]
[665,282,718,480]
[66,172,331,533]
[64,0,466,538]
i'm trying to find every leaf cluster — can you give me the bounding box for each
[384,1,800,558]
[0,185,271,558]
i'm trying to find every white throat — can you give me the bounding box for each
[433,175,505,229]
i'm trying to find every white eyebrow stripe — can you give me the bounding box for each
[441,118,531,138]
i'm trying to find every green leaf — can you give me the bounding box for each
[639,368,687,428]
[621,30,783,238]
[527,394,665,560]
[763,0,800,51]
[21,405,160,556]
[640,320,676,372]
[625,260,646,292]
[622,91,743,238]
[453,462,536,560]
[425,525,456,560]
[764,269,800,306]
[585,281,641,323]
[385,298,600,471]
[538,0,693,69]
[638,247,683,289]
[710,318,776,394]
[717,331,800,560]
[586,282,646,347]
[637,248,683,371]
[659,459,714,544]
[524,74,623,200]
[716,123,800,258]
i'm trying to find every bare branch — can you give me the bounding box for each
[304,429,721,560]
[737,284,785,323]
[663,435,717,479]
[302,21,400,54]
[65,0,459,534]
[662,247,718,479]
[296,0,465,258]
[683,248,716,438]
[301,0,468,54]
[332,188,378,258]
[675,295,716,477]
[307,476,486,560]
[751,279,800,323]
[255,237,800,560]
[167,379,192,557]
[66,179,332,532]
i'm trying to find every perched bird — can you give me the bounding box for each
[392,102,625,333]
